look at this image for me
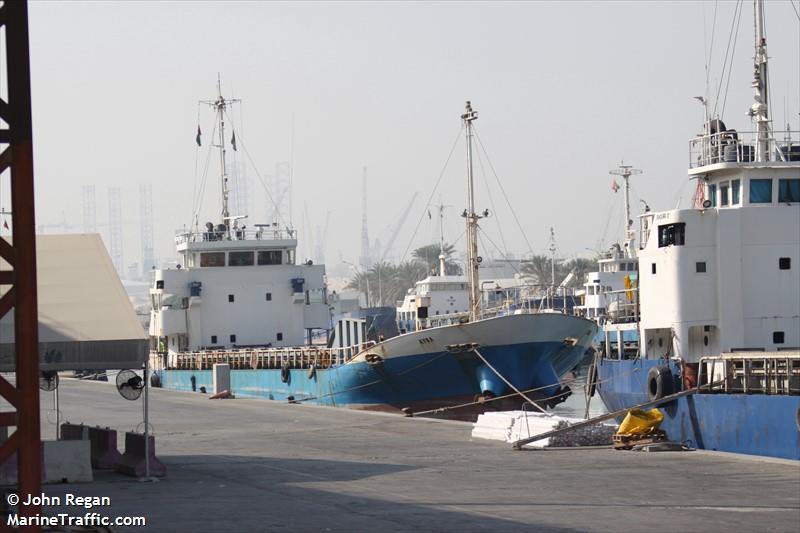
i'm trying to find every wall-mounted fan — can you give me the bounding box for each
[116,369,144,401]
[39,370,59,392]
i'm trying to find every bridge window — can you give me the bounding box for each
[265,292,272,301]
[778,179,800,203]
[229,251,254,266]
[200,252,226,267]
[211,335,217,344]
[708,184,717,207]
[257,250,282,265]
[773,331,784,344]
[779,257,791,270]
[749,179,772,203]
[696,261,707,273]
[230,334,236,343]
[277,332,283,341]
[731,179,741,204]
[719,183,729,206]
[658,223,685,247]
[228,294,234,303]
[651,263,656,274]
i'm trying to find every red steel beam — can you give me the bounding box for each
[0,0,42,529]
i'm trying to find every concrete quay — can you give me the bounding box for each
[29,378,800,532]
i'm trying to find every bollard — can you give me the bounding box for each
[113,432,166,478]
[88,426,123,470]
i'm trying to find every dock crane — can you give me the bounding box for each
[378,192,419,263]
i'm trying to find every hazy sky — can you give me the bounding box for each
[15,1,800,271]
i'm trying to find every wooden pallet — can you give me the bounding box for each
[613,430,667,450]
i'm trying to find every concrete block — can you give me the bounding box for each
[213,363,230,395]
[60,422,89,441]
[88,426,122,470]
[43,440,93,483]
[113,432,166,478]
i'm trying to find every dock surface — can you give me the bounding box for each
[34,379,800,532]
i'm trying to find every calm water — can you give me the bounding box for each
[550,363,608,420]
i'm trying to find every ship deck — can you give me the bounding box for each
[36,378,800,532]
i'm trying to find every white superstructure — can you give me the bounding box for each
[632,1,799,362]
[149,227,329,353]
[577,165,643,322]
[149,80,330,359]
[396,275,469,333]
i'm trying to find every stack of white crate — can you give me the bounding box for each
[471,411,616,448]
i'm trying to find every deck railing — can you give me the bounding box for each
[688,129,800,168]
[155,341,377,371]
[175,225,296,245]
[698,352,800,395]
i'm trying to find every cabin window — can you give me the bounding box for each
[265,292,272,301]
[200,252,226,267]
[155,279,164,289]
[749,179,772,203]
[696,261,707,273]
[773,331,785,344]
[230,334,236,343]
[277,332,283,341]
[228,294,234,303]
[778,179,800,203]
[211,335,217,344]
[708,184,717,207]
[651,263,656,274]
[731,179,741,204]
[719,183,729,206]
[620,263,627,271]
[257,250,282,265]
[779,258,791,270]
[658,223,685,247]
[229,251,254,266]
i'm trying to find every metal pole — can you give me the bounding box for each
[217,76,230,237]
[461,101,480,321]
[54,387,59,441]
[143,361,150,480]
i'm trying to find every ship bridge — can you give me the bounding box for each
[175,225,298,268]
[687,127,800,209]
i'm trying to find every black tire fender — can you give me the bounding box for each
[647,365,674,401]
[280,364,290,383]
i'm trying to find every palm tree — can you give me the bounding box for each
[412,243,463,275]
[561,257,595,288]
[367,261,398,306]
[521,254,556,286]
[393,261,429,303]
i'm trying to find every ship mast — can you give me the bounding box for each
[609,163,642,258]
[201,75,240,239]
[461,101,482,321]
[438,204,447,277]
[749,0,770,162]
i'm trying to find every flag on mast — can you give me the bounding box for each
[611,180,620,193]
[196,125,202,147]
[231,131,237,151]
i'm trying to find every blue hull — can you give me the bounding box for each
[597,358,800,460]
[157,339,587,418]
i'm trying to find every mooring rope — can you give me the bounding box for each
[471,347,550,415]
